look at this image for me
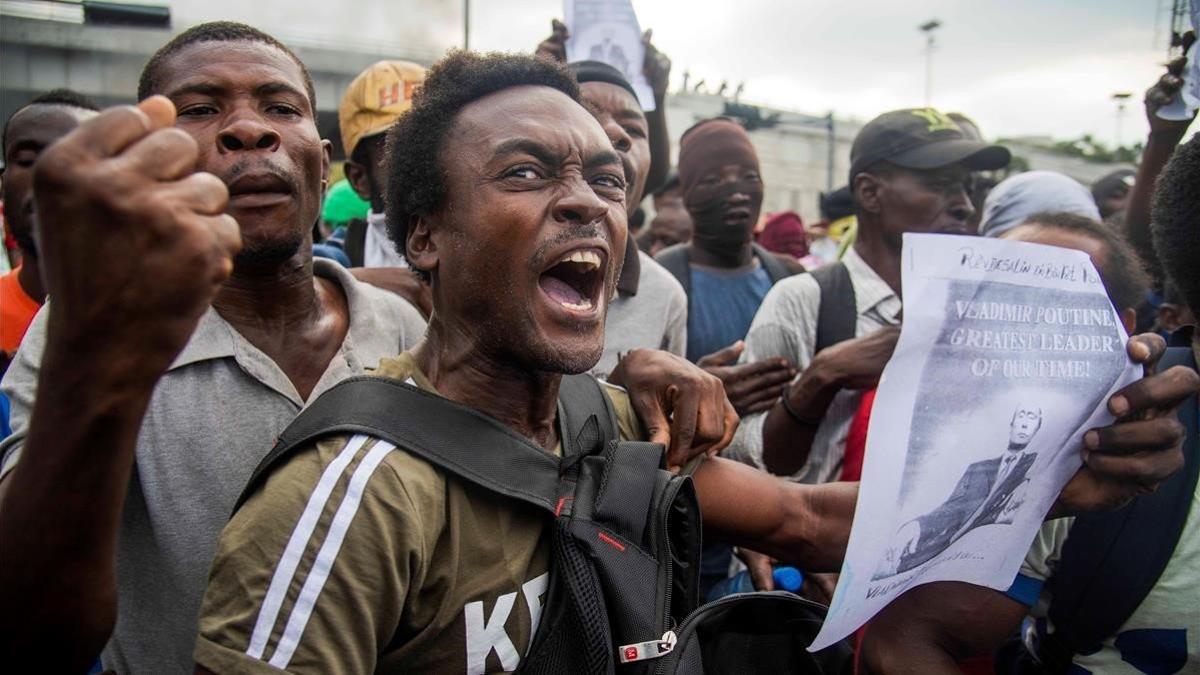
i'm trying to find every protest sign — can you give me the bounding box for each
[810,233,1140,651]
[564,0,656,110]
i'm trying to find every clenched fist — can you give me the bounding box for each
[33,96,241,387]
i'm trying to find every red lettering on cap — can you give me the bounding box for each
[378,83,402,107]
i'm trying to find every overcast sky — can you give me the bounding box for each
[469,0,1190,147]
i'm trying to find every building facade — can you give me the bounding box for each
[2,0,461,157]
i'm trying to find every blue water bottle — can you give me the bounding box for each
[706,566,804,602]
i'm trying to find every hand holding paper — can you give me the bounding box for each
[811,233,1141,650]
[562,0,657,110]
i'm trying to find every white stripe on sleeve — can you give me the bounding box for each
[246,434,369,659]
[268,439,398,668]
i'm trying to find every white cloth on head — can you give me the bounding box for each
[364,210,408,268]
[979,171,1101,238]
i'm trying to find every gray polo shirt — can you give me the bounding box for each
[724,247,901,483]
[0,259,427,674]
[592,251,688,377]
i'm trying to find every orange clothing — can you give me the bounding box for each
[1,267,40,356]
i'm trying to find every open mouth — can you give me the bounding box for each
[538,248,606,314]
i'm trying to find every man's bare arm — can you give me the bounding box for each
[642,29,671,195]
[859,582,1028,674]
[691,457,857,572]
[761,327,900,475]
[1123,51,1195,278]
[0,99,239,670]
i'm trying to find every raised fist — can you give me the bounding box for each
[32,96,241,387]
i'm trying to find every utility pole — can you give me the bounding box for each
[826,112,836,192]
[1111,92,1132,149]
[919,19,941,106]
[463,0,470,50]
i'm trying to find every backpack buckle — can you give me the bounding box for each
[618,630,677,664]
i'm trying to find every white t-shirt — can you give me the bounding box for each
[364,210,409,268]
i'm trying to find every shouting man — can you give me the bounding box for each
[188,53,1197,674]
[0,25,746,673]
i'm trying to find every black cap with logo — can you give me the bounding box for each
[849,108,1011,184]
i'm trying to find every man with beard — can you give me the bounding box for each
[729,108,1011,485]
[192,52,856,673]
[0,89,98,367]
[0,25,741,673]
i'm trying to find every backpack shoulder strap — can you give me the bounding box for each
[1045,346,1198,662]
[654,244,691,298]
[344,218,367,267]
[556,373,620,457]
[235,376,565,514]
[752,243,793,284]
[808,261,857,353]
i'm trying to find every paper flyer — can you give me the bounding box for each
[810,233,1140,651]
[564,0,656,111]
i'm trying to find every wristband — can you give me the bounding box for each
[779,390,822,427]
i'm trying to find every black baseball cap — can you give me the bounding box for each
[849,108,1010,184]
[1090,168,1135,203]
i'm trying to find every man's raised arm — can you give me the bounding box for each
[1123,47,1196,279]
[0,98,239,670]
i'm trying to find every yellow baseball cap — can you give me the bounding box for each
[338,60,426,157]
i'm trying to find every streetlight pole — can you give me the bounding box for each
[464,0,470,50]
[1111,92,1132,149]
[919,19,941,106]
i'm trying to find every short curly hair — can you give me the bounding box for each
[384,50,582,279]
[1152,136,1200,311]
[3,88,99,157]
[1017,211,1150,313]
[138,21,316,112]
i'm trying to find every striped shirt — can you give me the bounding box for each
[195,352,643,674]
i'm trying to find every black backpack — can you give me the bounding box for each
[808,262,857,354]
[237,373,853,674]
[996,344,1199,673]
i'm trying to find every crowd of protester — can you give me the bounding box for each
[0,14,1196,675]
